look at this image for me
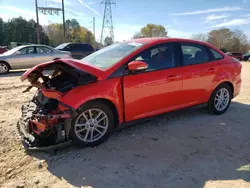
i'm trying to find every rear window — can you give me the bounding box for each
[209,48,224,60]
[55,43,69,50]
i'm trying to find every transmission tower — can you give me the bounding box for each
[100,0,115,44]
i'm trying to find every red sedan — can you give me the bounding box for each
[18,38,242,149]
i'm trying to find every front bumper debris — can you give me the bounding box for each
[20,139,72,151]
[17,102,74,150]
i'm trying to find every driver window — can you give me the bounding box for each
[36,47,53,54]
[18,47,35,55]
[135,43,175,71]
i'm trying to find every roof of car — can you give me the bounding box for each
[130,37,204,44]
[16,44,53,48]
[128,37,223,52]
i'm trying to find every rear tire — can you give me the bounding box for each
[0,61,10,74]
[71,102,115,147]
[208,83,232,115]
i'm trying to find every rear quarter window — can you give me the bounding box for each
[180,43,210,65]
[209,48,224,60]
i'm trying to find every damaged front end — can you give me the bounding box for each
[17,60,98,150]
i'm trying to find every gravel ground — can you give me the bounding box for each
[0,63,250,188]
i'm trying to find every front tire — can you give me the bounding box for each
[208,83,232,115]
[71,102,115,147]
[0,62,10,74]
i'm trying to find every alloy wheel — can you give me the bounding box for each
[0,63,8,74]
[74,109,109,143]
[214,88,230,111]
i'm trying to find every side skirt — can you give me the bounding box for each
[116,103,208,130]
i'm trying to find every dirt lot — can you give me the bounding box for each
[0,63,250,188]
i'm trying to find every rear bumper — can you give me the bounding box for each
[233,78,242,98]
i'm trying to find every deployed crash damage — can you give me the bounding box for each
[17,60,97,149]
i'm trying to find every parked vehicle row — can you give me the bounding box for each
[17,38,242,149]
[55,43,95,59]
[243,53,250,61]
[0,45,72,74]
[226,52,243,61]
[0,42,96,74]
[0,46,8,54]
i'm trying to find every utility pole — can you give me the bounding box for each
[100,0,115,44]
[35,0,40,44]
[62,0,66,41]
[93,17,95,39]
[35,0,65,43]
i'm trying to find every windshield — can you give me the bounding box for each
[55,43,69,50]
[81,42,144,70]
[2,46,23,55]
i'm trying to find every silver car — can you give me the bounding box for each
[0,45,72,74]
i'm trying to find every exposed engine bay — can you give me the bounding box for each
[17,61,97,149]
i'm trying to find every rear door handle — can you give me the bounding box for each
[208,68,217,73]
[167,75,181,80]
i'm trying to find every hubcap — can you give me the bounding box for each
[0,63,8,73]
[74,109,108,143]
[214,88,230,111]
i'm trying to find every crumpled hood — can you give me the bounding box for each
[21,58,104,81]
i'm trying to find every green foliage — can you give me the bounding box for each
[0,17,96,48]
[133,24,168,39]
[0,16,48,46]
[104,37,114,46]
[45,19,95,47]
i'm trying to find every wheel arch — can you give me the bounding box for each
[0,60,11,70]
[214,81,234,96]
[79,98,120,128]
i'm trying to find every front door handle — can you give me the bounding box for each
[167,75,181,80]
[208,68,217,73]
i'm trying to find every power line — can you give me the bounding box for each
[35,0,66,44]
[100,0,115,44]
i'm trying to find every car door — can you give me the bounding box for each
[123,42,183,121]
[74,44,86,59]
[178,42,221,106]
[34,46,54,65]
[8,46,36,69]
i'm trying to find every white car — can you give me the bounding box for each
[0,45,72,74]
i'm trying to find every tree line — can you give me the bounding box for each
[0,18,249,53]
[132,24,250,54]
[191,28,250,53]
[0,17,102,48]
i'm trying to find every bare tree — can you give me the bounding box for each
[229,29,249,53]
[207,28,233,49]
[190,33,208,41]
[194,28,250,53]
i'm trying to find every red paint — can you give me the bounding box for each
[22,38,242,125]
[30,120,46,134]
[21,59,105,81]
[128,60,148,71]
[41,89,63,100]
[123,67,182,121]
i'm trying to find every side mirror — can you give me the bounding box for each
[128,60,148,73]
